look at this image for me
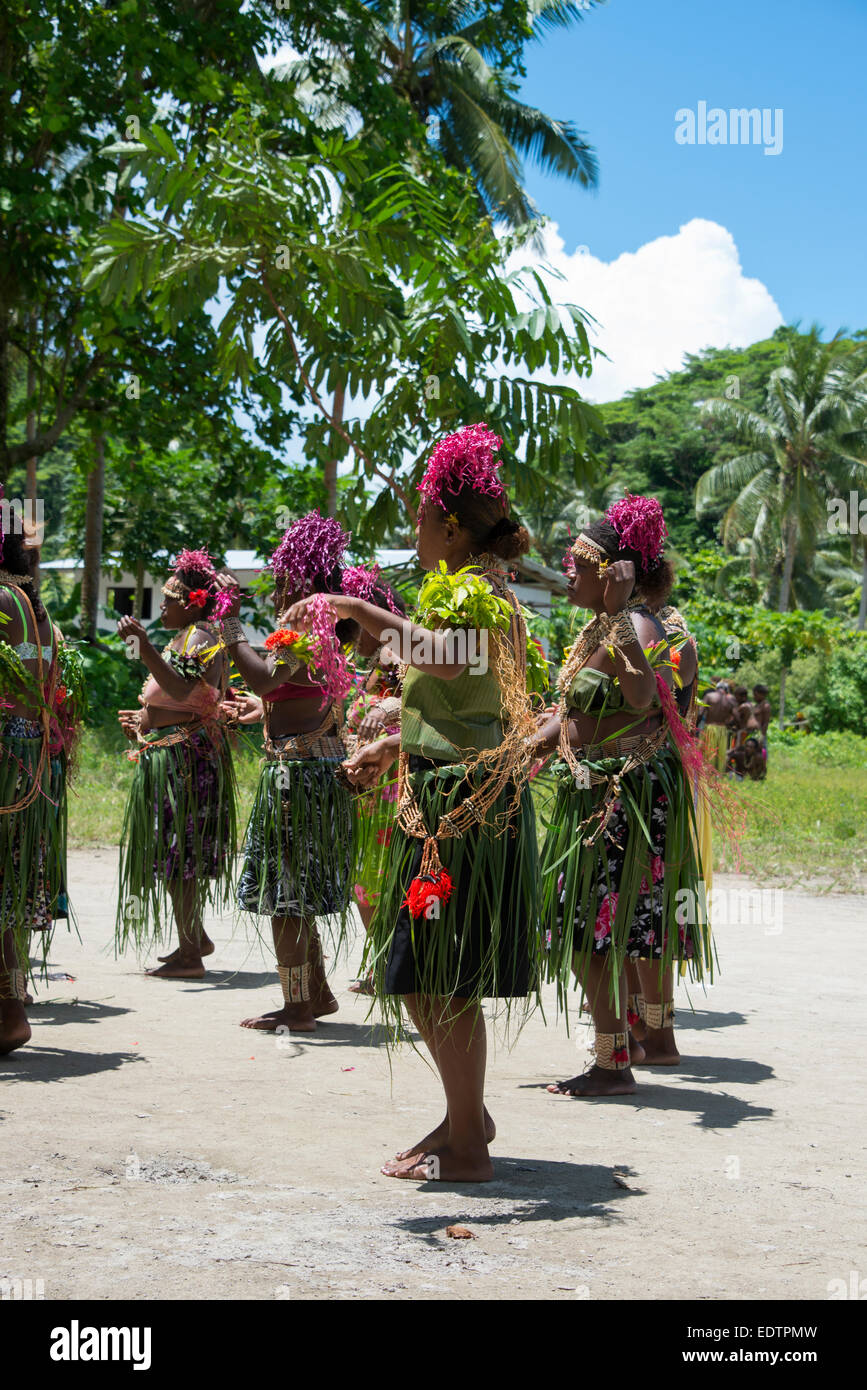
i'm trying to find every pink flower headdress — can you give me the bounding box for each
[268,510,351,591]
[417,423,507,513]
[164,546,222,608]
[340,562,400,614]
[603,493,668,572]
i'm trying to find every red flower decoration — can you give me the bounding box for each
[264,628,301,650]
[627,1008,640,1027]
[188,589,209,608]
[670,648,681,668]
[612,1048,630,1066]
[402,870,453,920]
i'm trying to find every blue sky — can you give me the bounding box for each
[516,0,865,341]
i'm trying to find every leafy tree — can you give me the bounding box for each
[85,107,602,549]
[278,0,602,228]
[696,327,867,612]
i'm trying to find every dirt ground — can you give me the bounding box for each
[1,849,862,1302]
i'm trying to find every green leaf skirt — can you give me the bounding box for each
[363,757,542,1034]
[116,724,237,952]
[540,744,712,1013]
[0,718,69,970]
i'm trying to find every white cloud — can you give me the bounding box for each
[509,217,783,402]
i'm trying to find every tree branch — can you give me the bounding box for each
[4,351,107,469]
[259,271,418,519]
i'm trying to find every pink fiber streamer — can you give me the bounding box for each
[305,593,354,707]
[655,673,705,779]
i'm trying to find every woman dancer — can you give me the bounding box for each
[1,513,80,1053]
[116,549,236,979]
[342,575,405,996]
[216,512,359,1034]
[626,600,699,1067]
[290,425,540,1183]
[532,494,710,1097]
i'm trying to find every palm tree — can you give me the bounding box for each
[521,473,622,570]
[277,1,600,229]
[273,3,602,515]
[695,328,867,613]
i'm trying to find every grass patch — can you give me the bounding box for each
[68,725,266,848]
[713,730,867,890]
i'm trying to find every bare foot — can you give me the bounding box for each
[381,1142,494,1183]
[629,1033,646,1064]
[157,937,215,964]
[306,960,339,1019]
[348,976,375,996]
[546,1065,637,1097]
[0,1001,32,1056]
[395,1107,496,1161]
[146,957,206,979]
[632,1028,680,1066]
[239,1003,316,1033]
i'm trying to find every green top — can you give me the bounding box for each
[566,666,659,718]
[401,663,503,761]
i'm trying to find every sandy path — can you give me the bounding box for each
[1,849,862,1302]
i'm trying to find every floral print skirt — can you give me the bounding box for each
[541,743,712,1007]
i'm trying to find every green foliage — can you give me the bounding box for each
[84,106,600,550]
[77,636,145,727]
[807,634,867,734]
[713,731,867,887]
[695,327,867,612]
[590,331,795,552]
[416,562,512,631]
[524,626,550,695]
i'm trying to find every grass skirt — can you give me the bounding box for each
[0,718,68,967]
[364,758,541,1030]
[541,744,711,1011]
[352,772,399,913]
[116,724,237,951]
[700,722,728,774]
[236,756,355,931]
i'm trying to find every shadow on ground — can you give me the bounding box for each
[25,1000,132,1026]
[392,1158,641,1223]
[0,1046,144,1083]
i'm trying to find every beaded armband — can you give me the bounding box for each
[220,617,246,646]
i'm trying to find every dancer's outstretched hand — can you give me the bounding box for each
[342,737,397,789]
[212,573,242,618]
[356,703,388,742]
[283,593,355,629]
[118,710,141,741]
[225,692,263,724]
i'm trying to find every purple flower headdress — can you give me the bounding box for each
[340,562,400,614]
[418,423,507,513]
[268,511,351,591]
[603,493,668,571]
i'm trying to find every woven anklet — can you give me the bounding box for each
[643,1001,676,1030]
[277,963,310,1004]
[0,968,27,1002]
[591,1031,630,1071]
